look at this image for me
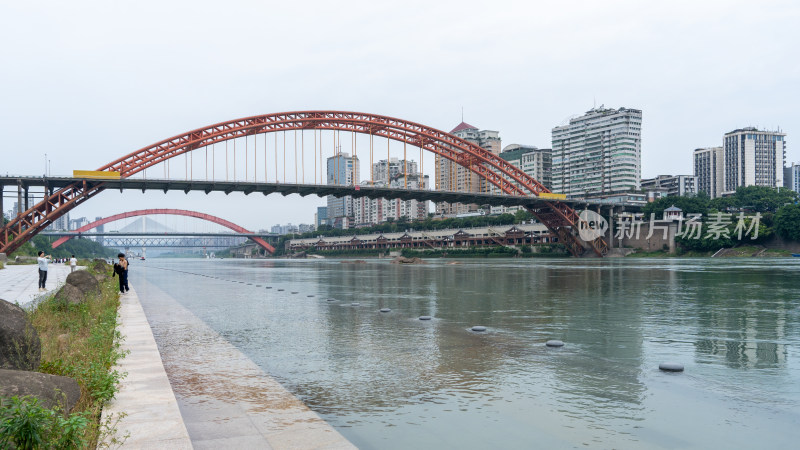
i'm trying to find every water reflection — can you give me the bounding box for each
[142,258,800,449]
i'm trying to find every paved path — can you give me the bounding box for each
[0,263,77,307]
[135,278,356,450]
[100,287,193,449]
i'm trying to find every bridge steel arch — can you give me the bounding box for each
[0,111,607,256]
[50,209,275,253]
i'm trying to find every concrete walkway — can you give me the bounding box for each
[0,263,77,307]
[100,287,193,449]
[135,278,356,449]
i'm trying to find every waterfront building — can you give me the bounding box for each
[95,216,104,244]
[693,147,725,198]
[436,121,501,215]
[69,216,89,231]
[315,207,328,228]
[551,106,642,197]
[722,127,786,195]
[353,173,430,226]
[45,211,70,231]
[785,162,800,194]
[372,158,418,186]
[641,175,697,197]
[488,144,552,214]
[326,152,360,228]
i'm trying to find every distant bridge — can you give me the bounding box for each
[47,209,275,253]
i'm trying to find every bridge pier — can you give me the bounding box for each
[17,180,23,217]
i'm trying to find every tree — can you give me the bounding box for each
[774,204,800,242]
[514,209,533,223]
[641,193,710,219]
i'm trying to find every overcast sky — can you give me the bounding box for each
[1,0,798,230]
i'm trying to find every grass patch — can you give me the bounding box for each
[4,265,126,448]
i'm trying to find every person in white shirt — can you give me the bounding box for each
[37,251,51,292]
[69,255,77,273]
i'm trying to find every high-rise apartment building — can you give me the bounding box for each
[372,158,418,186]
[784,162,800,194]
[722,128,786,195]
[353,159,429,225]
[353,174,430,225]
[551,106,642,197]
[436,122,501,215]
[326,152,360,228]
[693,147,724,198]
[499,144,552,190]
[641,175,697,197]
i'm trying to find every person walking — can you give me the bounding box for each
[69,255,77,273]
[37,251,51,292]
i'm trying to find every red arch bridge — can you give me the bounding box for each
[0,111,609,257]
[44,209,275,253]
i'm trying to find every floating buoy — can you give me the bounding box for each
[419,316,432,320]
[380,308,391,313]
[659,363,684,372]
[351,302,360,306]
[471,326,487,332]
[546,340,564,347]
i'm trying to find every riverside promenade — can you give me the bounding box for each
[2,263,353,448]
[0,263,76,307]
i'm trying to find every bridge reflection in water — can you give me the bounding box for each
[138,258,800,449]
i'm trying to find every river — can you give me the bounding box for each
[136,257,800,449]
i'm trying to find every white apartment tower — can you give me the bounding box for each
[435,121,501,215]
[722,128,786,195]
[785,163,800,194]
[551,106,642,197]
[353,174,430,225]
[693,147,725,198]
[326,152,360,227]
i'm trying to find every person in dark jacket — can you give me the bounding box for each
[112,253,129,294]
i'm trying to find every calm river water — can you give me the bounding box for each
[139,258,800,449]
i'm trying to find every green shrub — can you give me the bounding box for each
[0,396,90,450]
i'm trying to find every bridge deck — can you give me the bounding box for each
[1,176,612,209]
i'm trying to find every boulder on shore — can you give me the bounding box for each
[390,256,425,265]
[0,369,81,414]
[54,284,86,305]
[89,259,109,274]
[0,299,41,371]
[65,270,100,296]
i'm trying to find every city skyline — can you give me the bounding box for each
[1,0,798,229]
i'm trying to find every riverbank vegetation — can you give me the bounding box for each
[7,234,118,260]
[1,264,125,448]
[641,186,799,252]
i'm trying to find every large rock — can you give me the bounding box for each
[0,299,41,371]
[0,369,81,414]
[390,256,425,265]
[65,270,100,296]
[54,284,86,305]
[89,259,109,274]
